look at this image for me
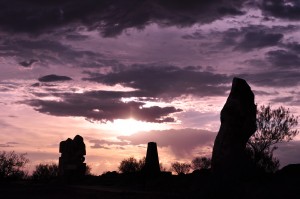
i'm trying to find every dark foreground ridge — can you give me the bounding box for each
[1,166,300,199]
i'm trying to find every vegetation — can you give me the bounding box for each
[118,157,145,173]
[0,151,29,180]
[32,163,59,181]
[247,105,299,172]
[191,157,211,171]
[85,165,92,175]
[171,162,191,175]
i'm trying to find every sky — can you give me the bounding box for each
[1,0,300,175]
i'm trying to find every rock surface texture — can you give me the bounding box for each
[59,135,86,177]
[211,77,256,180]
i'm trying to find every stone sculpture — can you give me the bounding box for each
[142,142,161,176]
[211,77,256,181]
[59,135,86,177]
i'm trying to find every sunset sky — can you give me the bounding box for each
[1,0,300,175]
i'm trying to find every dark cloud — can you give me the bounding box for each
[0,142,19,148]
[183,25,294,52]
[181,31,206,40]
[267,50,300,68]
[237,24,297,34]
[270,94,300,106]
[240,70,300,87]
[253,90,279,96]
[19,59,38,68]
[243,59,268,68]
[0,82,18,92]
[244,39,300,70]
[6,142,19,145]
[83,65,231,98]
[118,128,216,158]
[38,74,72,82]
[285,42,300,53]
[235,31,283,50]
[221,25,294,50]
[90,144,110,149]
[259,0,300,20]
[271,96,294,103]
[0,88,10,92]
[65,34,89,41]
[31,83,40,87]
[0,39,120,68]
[0,0,246,37]
[8,115,18,118]
[0,144,12,148]
[24,65,235,123]
[0,120,10,128]
[217,6,245,15]
[24,90,182,123]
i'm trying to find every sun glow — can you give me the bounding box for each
[106,118,169,136]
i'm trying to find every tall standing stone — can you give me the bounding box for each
[211,77,256,181]
[59,135,86,178]
[142,142,160,176]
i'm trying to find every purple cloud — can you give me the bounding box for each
[24,90,182,123]
[0,0,246,36]
[83,65,231,98]
[38,74,73,82]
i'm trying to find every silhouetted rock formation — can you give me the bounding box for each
[59,135,86,178]
[211,77,256,181]
[142,142,160,176]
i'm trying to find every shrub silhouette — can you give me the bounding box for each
[85,164,92,175]
[32,163,59,181]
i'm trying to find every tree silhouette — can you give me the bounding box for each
[247,105,299,172]
[191,157,211,171]
[0,151,29,180]
[171,162,191,175]
[118,157,145,173]
[85,164,92,175]
[159,163,168,172]
[32,163,59,181]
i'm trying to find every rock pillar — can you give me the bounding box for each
[143,142,160,176]
[211,77,256,181]
[59,135,86,178]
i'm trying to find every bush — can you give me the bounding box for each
[32,163,59,181]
